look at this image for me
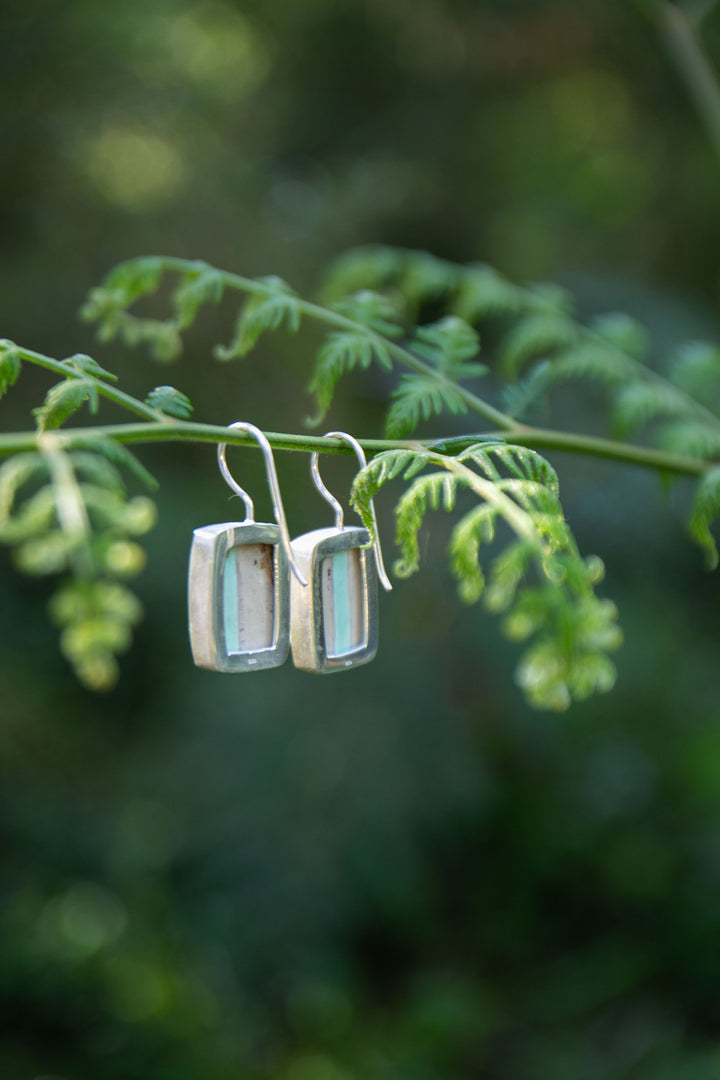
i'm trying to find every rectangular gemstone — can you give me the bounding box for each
[321,548,366,657]
[222,543,275,653]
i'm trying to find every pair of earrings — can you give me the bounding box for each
[188,422,392,674]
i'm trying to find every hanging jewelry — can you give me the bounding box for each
[188,422,306,672]
[290,431,392,673]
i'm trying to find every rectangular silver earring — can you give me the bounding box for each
[290,524,378,672]
[189,520,291,671]
[290,432,391,674]
[188,422,307,672]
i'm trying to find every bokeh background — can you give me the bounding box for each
[3,1,720,1077]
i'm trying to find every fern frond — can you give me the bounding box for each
[394,471,460,577]
[385,375,468,437]
[144,385,194,420]
[0,435,156,690]
[331,290,403,337]
[0,342,22,397]
[453,265,526,320]
[548,342,635,385]
[399,252,459,307]
[216,278,301,360]
[689,465,720,568]
[411,316,482,372]
[61,353,118,382]
[350,445,619,711]
[0,453,48,522]
[500,312,579,376]
[612,380,694,436]
[449,503,497,603]
[172,265,225,330]
[33,379,98,431]
[68,436,158,491]
[102,257,165,305]
[502,361,552,419]
[591,312,649,360]
[307,330,391,425]
[320,246,403,302]
[669,341,720,401]
[458,443,560,494]
[658,419,720,460]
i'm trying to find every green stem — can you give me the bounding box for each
[0,418,710,477]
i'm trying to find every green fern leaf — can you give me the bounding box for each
[50,580,144,692]
[62,353,118,382]
[33,379,97,431]
[109,315,183,362]
[591,312,649,360]
[525,282,574,315]
[69,436,158,491]
[216,280,301,360]
[394,471,460,578]
[0,486,56,542]
[172,266,225,330]
[350,449,432,534]
[412,316,481,371]
[307,330,391,425]
[102,257,164,305]
[0,343,22,397]
[144,385,194,419]
[331,290,403,337]
[484,541,535,614]
[453,265,525,320]
[449,503,498,603]
[689,465,720,568]
[658,419,720,459]
[68,452,125,494]
[400,252,458,306]
[613,380,691,436]
[669,341,720,400]
[385,375,468,437]
[320,246,403,301]
[548,342,634,384]
[502,360,552,419]
[459,443,560,494]
[500,312,579,376]
[0,453,47,523]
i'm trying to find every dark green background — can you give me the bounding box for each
[3,1,720,1077]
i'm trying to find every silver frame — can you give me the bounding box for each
[290,526,378,673]
[188,522,290,672]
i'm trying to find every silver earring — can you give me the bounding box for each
[188,422,307,672]
[290,432,392,673]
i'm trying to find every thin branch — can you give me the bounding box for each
[0,418,710,477]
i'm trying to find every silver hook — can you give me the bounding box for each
[310,432,393,592]
[217,422,307,586]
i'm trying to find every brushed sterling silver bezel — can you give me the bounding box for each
[290,525,378,673]
[188,521,290,672]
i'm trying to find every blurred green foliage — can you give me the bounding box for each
[3,0,720,1077]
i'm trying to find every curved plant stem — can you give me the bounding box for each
[0,416,710,477]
